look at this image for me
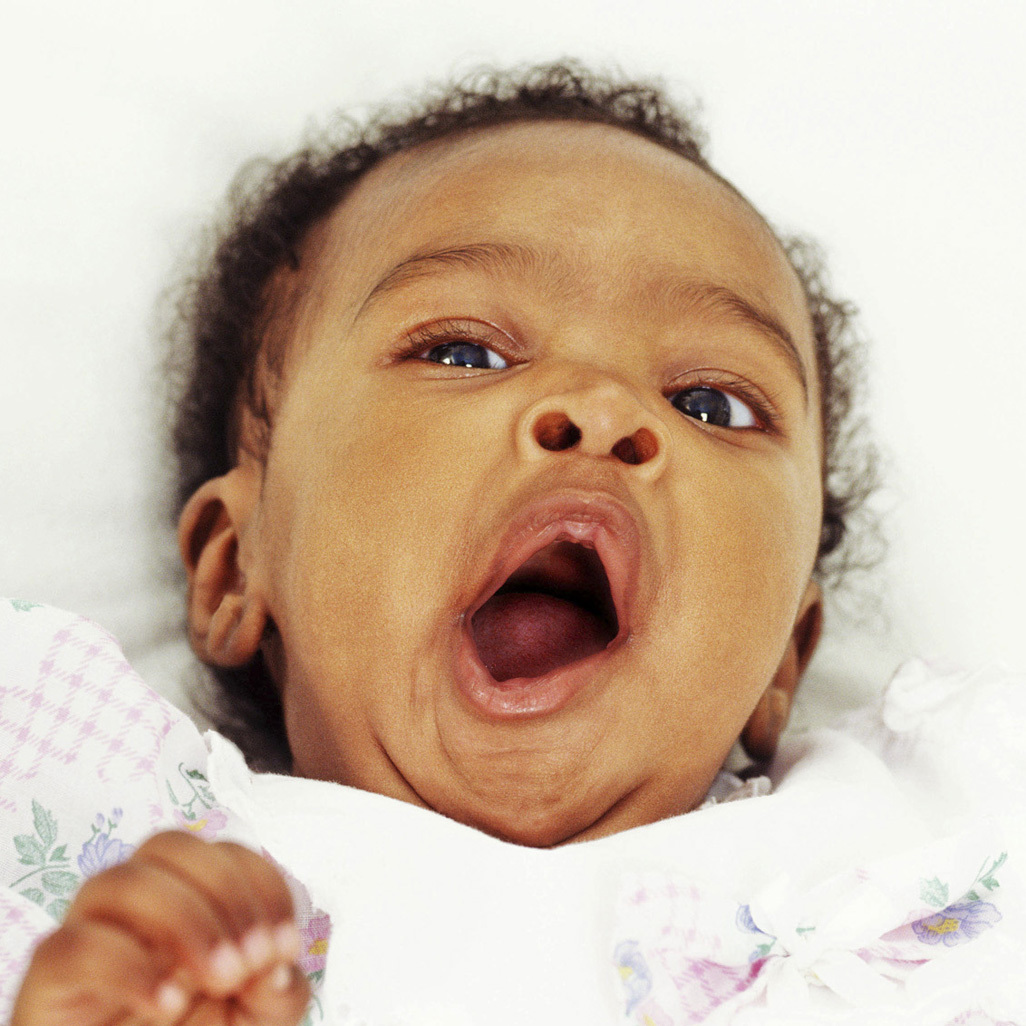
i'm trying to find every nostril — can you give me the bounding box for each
[611,427,659,466]
[633,427,660,463]
[610,438,641,465]
[534,411,582,452]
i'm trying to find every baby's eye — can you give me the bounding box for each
[423,341,509,370]
[670,386,758,429]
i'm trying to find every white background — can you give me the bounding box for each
[1,0,1024,719]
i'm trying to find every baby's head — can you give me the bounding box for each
[171,64,872,846]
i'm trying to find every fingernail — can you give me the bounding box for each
[268,962,292,992]
[273,921,303,960]
[208,941,247,986]
[241,926,275,968]
[155,981,188,1017]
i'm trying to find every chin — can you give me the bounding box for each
[426,763,642,847]
[458,800,604,848]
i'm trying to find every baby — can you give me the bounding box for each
[6,64,1021,1026]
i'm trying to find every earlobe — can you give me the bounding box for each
[740,582,823,764]
[178,468,269,668]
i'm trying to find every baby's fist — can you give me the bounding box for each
[11,830,310,1026]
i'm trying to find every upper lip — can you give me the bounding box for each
[460,490,643,652]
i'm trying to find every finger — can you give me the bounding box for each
[137,833,297,935]
[237,963,311,1026]
[161,965,308,1026]
[136,833,261,933]
[135,833,300,974]
[12,919,187,1026]
[65,857,239,995]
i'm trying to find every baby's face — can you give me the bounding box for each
[237,121,823,845]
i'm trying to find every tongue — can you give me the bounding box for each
[470,591,611,682]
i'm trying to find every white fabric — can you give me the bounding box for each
[2,601,1025,1025]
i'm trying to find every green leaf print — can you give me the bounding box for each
[41,870,79,897]
[979,852,1007,892]
[168,764,218,819]
[10,599,41,612]
[14,835,45,867]
[46,898,71,920]
[32,801,58,848]
[920,877,949,909]
[9,802,84,895]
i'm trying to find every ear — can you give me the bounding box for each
[177,467,269,668]
[740,581,823,764]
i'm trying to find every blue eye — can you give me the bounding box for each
[670,386,758,429]
[424,341,508,370]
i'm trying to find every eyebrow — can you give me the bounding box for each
[358,240,809,400]
[358,242,551,313]
[664,280,809,401]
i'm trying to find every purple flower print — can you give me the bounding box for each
[735,904,761,934]
[912,900,1002,947]
[614,940,653,1014]
[736,903,776,962]
[77,832,134,876]
[259,847,332,986]
[298,912,331,976]
[173,806,228,840]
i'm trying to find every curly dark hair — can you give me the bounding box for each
[168,62,878,771]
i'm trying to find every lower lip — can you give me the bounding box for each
[454,629,623,719]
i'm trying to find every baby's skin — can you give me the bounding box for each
[12,832,309,1026]
[15,114,826,1020]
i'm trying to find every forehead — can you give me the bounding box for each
[301,120,813,362]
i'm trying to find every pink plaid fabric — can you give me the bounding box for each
[0,617,177,814]
[0,892,52,1011]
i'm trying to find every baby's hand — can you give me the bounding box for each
[11,830,311,1026]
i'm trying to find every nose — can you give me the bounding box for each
[516,374,669,481]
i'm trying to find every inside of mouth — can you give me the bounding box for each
[470,540,619,683]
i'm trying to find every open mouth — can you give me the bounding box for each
[470,538,620,683]
[454,494,641,718]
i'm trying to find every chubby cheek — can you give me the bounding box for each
[645,442,821,756]
[259,370,518,781]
